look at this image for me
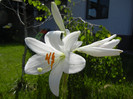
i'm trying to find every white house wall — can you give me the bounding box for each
[71,0,133,36]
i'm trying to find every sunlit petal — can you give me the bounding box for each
[25,37,56,55]
[45,31,64,51]
[88,34,116,47]
[63,31,80,51]
[64,53,86,74]
[49,61,64,96]
[100,39,120,48]
[65,29,70,35]
[25,54,51,75]
[51,2,66,32]
[71,41,82,51]
[77,46,123,57]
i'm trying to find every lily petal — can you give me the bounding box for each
[45,31,64,51]
[71,41,82,51]
[77,46,123,57]
[65,29,70,35]
[63,31,80,51]
[25,54,51,75]
[62,29,70,38]
[100,39,120,48]
[64,53,86,74]
[51,2,66,32]
[88,34,117,47]
[25,37,56,55]
[49,61,64,96]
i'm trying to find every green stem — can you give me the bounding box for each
[61,73,69,99]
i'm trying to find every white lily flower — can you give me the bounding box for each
[25,31,86,96]
[25,31,122,96]
[76,34,123,57]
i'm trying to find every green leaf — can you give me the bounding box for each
[60,5,63,10]
[28,0,32,5]
[32,1,37,7]
[68,0,71,3]
[44,16,47,19]
[80,36,85,41]
[39,17,42,21]
[55,0,61,5]
[35,17,39,21]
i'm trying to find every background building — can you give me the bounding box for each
[71,0,133,51]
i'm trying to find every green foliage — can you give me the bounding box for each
[83,77,133,99]
[65,14,125,83]
[68,0,71,3]
[55,0,61,5]
[68,72,85,98]
[68,75,133,99]
[25,0,51,21]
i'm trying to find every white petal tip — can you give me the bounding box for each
[25,37,29,41]
[25,37,34,42]
[51,2,55,4]
[119,50,123,53]
[114,34,117,36]
[24,67,30,75]
[112,34,117,37]
[51,2,56,7]
[109,34,117,39]
[53,92,59,97]
[73,31,81,35]
[77,31,81,34]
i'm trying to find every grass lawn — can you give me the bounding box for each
[0,44,133,99]
[0,44,25,98]
[0,44,23,90]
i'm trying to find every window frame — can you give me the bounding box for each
[86,0,110,20]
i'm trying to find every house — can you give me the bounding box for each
[42,0,133,51]
[71,0,133,51]
[0,0,132,51]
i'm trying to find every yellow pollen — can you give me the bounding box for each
[37,67,43,72]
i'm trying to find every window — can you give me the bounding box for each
[86,0,109,19]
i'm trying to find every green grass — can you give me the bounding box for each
[84,77,133,99]
[0,44,23,91]
[0,44,31,98]
[0,44,133,99]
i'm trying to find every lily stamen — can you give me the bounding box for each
[51,52,55,69]
[45,52,55,69]
[45,52,51,64]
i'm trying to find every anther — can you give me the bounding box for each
[45,52,55,70]
[51,52,55,69]
[45,52,51,64]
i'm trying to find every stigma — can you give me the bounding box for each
[37,67,43,72]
